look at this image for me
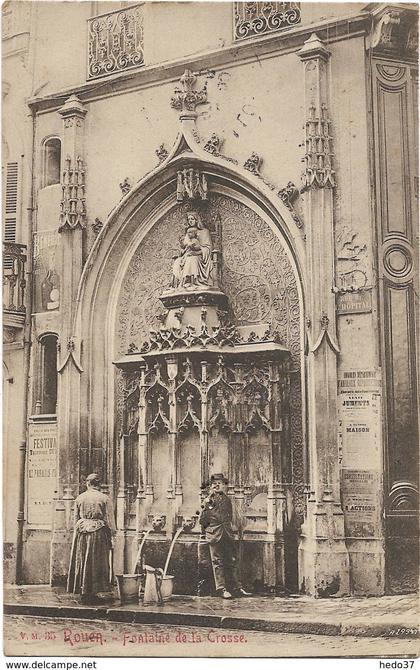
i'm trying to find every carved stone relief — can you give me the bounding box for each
[335,224,371,292]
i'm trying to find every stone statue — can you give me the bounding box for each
[171,211,213,290]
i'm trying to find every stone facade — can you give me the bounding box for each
[2,1,418,597]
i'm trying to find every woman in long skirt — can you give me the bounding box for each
[67,473,116,604]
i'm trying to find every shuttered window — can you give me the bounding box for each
[3,161,18,270]
[4,161,18,242]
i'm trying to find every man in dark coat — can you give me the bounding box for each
[199,473,251,599]
[67,473,116,604]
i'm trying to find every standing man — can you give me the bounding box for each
[199,473,251,599]
[67,473,116,604]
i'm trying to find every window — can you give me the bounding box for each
[39,334,58,415]
[42,138,61,188]
[3,160,18,242]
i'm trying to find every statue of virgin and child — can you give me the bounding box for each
[171,211,213,290]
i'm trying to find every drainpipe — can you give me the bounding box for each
[15,107,36,584]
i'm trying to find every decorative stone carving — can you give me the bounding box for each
[155,144,169,163]
[119,177,131,195]
[170,69,207,115]
[204,133,238,165]
[302,103,335,189]
[59,156,86,232]
[115,196,302,506]
[383,244,413,279]
[92,218,103,236]
[204,133,223,155]
[176,168,208,202]
[243,152,262,176]
[135,321,283,355]
[335,225,369,292]
[278,181,303,229]
[87,4,144,80]
[369,7,418,57]
[170,211,213,290]
[371,9,402,52]
[278,181,299,207]
[234,1,301,41]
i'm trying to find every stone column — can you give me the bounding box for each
[50,95,87,584]
[297,34,350,597]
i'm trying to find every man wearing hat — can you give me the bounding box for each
[67,473,116,604]
[199,473,251,599]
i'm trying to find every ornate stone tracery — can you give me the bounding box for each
[115,193,304,547]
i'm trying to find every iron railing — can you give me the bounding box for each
[87,4,144,80]
[234,2,301,41]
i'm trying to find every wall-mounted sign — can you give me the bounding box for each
[338,391,381,470]
[341,469,381,538]
[337,289,372,314]
[338,370,382,538]
[27,420,57,526]
[338,368,381,393]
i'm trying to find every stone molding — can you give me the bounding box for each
[28,12,371,113]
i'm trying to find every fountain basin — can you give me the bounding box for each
[160,575,174,601]
[116,574,142,604]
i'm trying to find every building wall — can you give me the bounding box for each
[3,1,418,594]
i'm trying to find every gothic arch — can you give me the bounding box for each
[73,149,307,492]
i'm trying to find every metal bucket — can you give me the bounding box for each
[160,575,174,601]
[115,574,142,604]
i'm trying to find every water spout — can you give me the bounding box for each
[162,516,197,578]
[131,528,152,573]
[131,516,166,573]
[163,527,183,578]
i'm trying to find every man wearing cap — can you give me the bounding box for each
[199,473,251,599]
[67,473,116,604]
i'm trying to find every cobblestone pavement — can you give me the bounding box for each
[4,616,419,658]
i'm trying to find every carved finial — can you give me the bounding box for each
[200,306,207,324]
[170,69,207,115]
[243,152,262,176]
[119,177,131,195]
[155,144,169,163]
[297,32,330,61]
[204,133,223,155]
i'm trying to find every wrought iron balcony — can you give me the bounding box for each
[87,4,144,80]
[234,2,301,41]
[3,242,27,329]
